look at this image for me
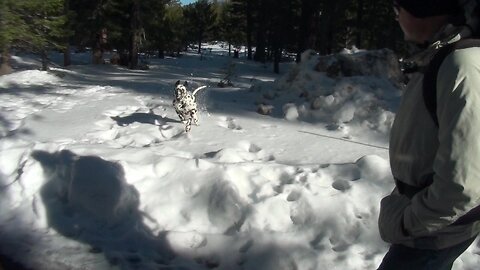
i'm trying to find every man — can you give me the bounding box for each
[378,0,480,269]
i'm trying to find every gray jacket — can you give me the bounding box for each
[378,26,480,249]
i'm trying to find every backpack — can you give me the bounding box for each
[423,38,480,127]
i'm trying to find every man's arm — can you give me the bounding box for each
[403,48,480,237]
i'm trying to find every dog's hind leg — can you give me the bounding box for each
[191,110,199,126]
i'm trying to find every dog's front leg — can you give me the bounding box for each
[185,118,192,132]
[178,112,186,122]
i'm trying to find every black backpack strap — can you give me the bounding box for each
[423,39,480,126]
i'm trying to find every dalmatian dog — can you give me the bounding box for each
[173,80,206,132]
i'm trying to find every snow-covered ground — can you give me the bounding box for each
[0,44,479,270]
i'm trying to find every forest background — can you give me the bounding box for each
[0,0,403,74]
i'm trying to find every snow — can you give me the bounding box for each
[0,44,479,270]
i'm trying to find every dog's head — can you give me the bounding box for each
[175,80,188,99]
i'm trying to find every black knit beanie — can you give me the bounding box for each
[395,0,463,18]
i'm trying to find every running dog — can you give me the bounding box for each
[173,80,206,132]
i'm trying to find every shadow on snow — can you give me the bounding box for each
[110,111,181,127]
[31,150,174,270]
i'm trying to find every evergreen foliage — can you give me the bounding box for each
[1,0,68,70]
[0,0,405,73]
[183,0,217,54]
[163,2,187,56]
[217,0,245,55]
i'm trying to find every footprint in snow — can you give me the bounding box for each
[331,179,351,191]
[104,103,180,128]
[166,231,207,250]
[217,116,243,131]
[136,96,167,112]
[239,239,254,253]
[202,142,274,163]
[159,125,184,140]
[261,124,277,129]
[103,105,142,117]
[329,221,362,253]
[286,190,302,201]
[87,128,120,142]
[85,105,183,146]
[329,237,351,252]
[290,195,314,225]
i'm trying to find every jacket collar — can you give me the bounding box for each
[402,24,471,73]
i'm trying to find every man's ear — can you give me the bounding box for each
[175,80,180,86]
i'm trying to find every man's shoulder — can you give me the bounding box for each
[446,44,480,67]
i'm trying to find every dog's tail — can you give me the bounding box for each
[192,86,207,97]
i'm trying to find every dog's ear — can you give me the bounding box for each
[184,81,188,87]
[175,80,180,86]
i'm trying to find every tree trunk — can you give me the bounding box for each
[272,24,282,74]
[246,0,253,60]
[129,0,141,69]
[253,1,266,63]
[41,50,49,71]
[197,35,202,54]
[92,31,103,65]
[158,47,165,59]
[355,0,364,48]
[273,47,280,74]
[64,44,71,67]
[63,0,71,67]
[317,0,349,54]
[317,1,335,55]
[297,0,318,62]
[0,50,13,75]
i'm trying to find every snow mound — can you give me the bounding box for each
[251,49,404,141]
[355,155,391,183]
[317,48,403,81]
[283,103,299,121]
[0,70,61,88]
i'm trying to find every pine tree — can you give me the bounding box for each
[225,0,254,59]
[63,0,72,67]
[183,0,217,54]
[69,0,135,66]
[296,0,320,62]
[0,0,23,74]
[142,0,169,58]
[253,0,266,63]
[163,2,186,56]
[217,1,245,56]
[0,0,68,71]
[258,0,300,73]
